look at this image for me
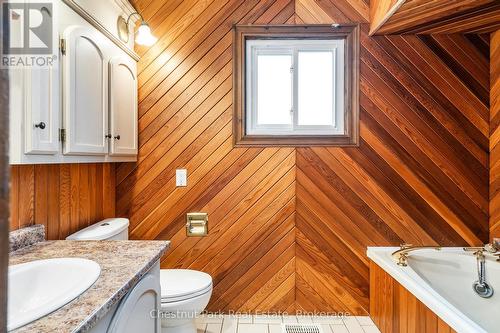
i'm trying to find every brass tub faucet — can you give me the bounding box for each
[391,244,441,267]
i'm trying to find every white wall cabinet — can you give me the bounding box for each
[63,26,109,156]
[109,56,138,156]
[24,66,60,155]
[9,3,59,157]
[9,0,138,165]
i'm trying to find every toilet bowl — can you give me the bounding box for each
[67,218,212,333]
[159,269,212,333]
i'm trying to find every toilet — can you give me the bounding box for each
[67,218,212,333]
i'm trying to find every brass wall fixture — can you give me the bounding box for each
[186,212,208,237]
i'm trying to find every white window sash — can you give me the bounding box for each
[246,39,345,136]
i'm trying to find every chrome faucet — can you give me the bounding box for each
[464,246,495,298]
[484,238,500,261]
[391,244,441,267]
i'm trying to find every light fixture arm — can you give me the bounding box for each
[125,12,144,27]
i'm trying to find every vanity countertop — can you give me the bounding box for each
[9,240,170,333]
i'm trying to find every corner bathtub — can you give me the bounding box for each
[367,247,500,333]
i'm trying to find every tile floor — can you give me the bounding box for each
[196,314,381,333]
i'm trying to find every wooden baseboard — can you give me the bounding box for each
[369,261,456,333]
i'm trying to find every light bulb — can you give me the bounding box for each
[135,22,157,46]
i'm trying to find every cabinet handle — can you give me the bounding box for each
[114,135,121,140]
[34,122,46,130]
[105,134,112,139]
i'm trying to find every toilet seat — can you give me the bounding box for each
[160,269,213,303]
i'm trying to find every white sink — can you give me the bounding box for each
[8,258,101,331]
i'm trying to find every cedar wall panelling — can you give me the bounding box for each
[10,164,115,240]
[369,261,456,333]
[369,0,403,35]
[369,0,500,35]
[123,0,489,314]
[491,30,500,239]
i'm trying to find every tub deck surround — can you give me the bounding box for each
[9,224,45,252]
[369,261,456,333]
[367,247,495,333]
[9,240,170,333]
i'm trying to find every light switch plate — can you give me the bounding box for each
[176,169,187,187]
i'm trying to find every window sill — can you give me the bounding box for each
[233,134,359,147]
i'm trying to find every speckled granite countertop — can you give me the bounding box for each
[9,240,170,333]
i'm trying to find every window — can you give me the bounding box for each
[233,25,359,146]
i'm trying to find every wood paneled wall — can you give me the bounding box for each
[491,30,500,239]
[370,261,456,333]
[123,0,490,314]
[9,164,115,240]
[369,0,500,35]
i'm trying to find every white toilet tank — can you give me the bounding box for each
[66,218,129,240]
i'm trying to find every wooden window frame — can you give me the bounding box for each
[233,24,360,147]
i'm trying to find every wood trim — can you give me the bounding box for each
[232,24,360,147]
[370,261,457,333]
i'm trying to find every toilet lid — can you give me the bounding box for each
[160,269,212,302]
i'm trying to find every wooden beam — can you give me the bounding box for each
[370,0,500,35]
[369,0,406,36]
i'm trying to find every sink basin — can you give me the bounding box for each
[8,258,100,331]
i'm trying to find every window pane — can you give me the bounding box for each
[257,54,292,125]
[297,51,334,126]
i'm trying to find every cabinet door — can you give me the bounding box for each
[9,3,58,156]
[109,56,137,156]
[24,67,59,154]
[62,26,108,155]
[107,269,161,333]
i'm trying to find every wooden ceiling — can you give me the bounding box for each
[123,0,489,315]
[370,0,500,35]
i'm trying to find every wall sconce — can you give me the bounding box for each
[117,12,158,46]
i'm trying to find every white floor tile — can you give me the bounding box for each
[198,314,380,333]
[237,314,254,324]
[281,315,298,323]
[312,316,344,325]
[342,316,364,333]
[206,323,223,333]
[197,323,208,333]
[198,313,224,324]
[361,326,380,333]
[330,325,349,333]
[354,317,375,326]
[295,315,314,323]
[321,324,333,333]
[269,324,282,333]
[254,314,282,324]
[222,315,238,333]
[238,323,268,333]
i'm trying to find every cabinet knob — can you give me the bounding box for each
[105,134,112,139]
[34,122,46,130]
[114,135,121,140]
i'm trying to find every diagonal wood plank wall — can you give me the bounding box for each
[491,30,500,239]
[122,0,490,314]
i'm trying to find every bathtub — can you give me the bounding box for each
[367,247,500,333]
